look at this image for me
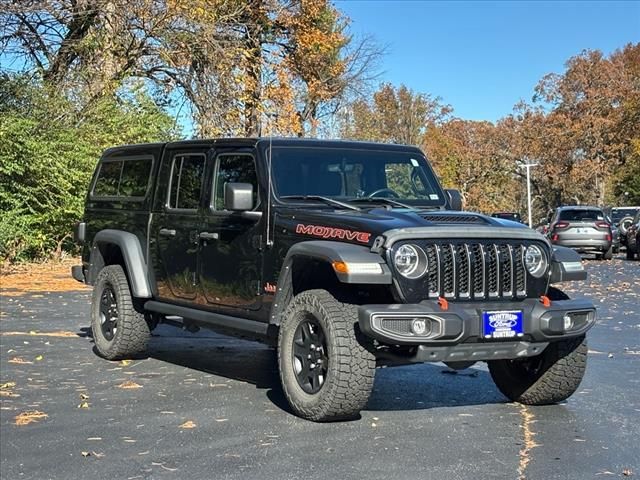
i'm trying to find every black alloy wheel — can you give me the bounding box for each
[292,317,329,394]
[99,285,119,341]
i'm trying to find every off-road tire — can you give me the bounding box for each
[603,246,613,260]
[91,265,150,360]
[488,335,587,405]
[278,289,376,422]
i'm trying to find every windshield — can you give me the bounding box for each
[611,208,639,222]
[558,209,605,221]
[269,146,445,207]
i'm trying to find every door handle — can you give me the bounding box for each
[199,232,219,240]
[159,228,176,237]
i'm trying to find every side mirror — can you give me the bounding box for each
[445,189,463,211]
[224,182,253,211]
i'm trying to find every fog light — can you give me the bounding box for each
[411,318,430,335]
[563,314,574,331]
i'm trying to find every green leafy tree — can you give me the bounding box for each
[0,74,177,262]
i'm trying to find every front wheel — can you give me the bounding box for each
[488,335,587,405]
[278,289,376,422]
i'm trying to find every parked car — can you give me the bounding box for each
[491,212,524,224]
[72,138,595,422]
[608,206,640,248]
[548,206,613,260]
[625,211,640,260]
[611,222,621,254]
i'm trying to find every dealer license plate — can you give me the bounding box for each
[483,310,524,340]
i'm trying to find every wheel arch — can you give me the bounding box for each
[269,241,392,325]
[88,229,152,298]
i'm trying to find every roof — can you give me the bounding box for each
[103,137,424,157]
[557,205,604,210]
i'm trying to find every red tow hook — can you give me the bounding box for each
[438,297,449,311]
[540,295,552,307]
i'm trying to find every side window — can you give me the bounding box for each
[168,154,205,210]
[119,159,152,197]
[214,154,258,210]
[93,161,121,197]
[92,157,152,198]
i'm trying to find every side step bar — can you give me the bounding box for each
[144,301,272,341]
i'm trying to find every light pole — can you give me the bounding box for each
[517,159,539,228]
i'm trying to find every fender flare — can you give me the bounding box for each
[89,229,152,298]
[269,240,391,324]
[549,246,587,283]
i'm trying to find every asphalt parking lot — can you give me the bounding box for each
[1,257,638,480]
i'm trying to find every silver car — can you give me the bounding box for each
[548,206,613,260]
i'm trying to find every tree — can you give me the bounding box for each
[0,74,176,262]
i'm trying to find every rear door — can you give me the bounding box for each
[150,146,208,302]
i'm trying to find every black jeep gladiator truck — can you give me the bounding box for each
[72,138,595,421]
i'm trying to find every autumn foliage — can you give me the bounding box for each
[0,1,638,261]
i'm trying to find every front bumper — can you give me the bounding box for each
[358,298,595,361]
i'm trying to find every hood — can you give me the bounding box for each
[275,206,541,247]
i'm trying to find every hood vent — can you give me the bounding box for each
[420,213,488,224]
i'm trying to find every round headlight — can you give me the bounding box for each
[394,244,428,279]
[524,245,547,278]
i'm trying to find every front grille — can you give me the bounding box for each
[419,242,528,301]
[380,318,412,335]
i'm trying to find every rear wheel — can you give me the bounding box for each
[488,335,587,405]
[278,289,376,422]
[91,265,150,360]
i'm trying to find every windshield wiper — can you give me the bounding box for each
[280,195,361,211]
[349,197,414,209]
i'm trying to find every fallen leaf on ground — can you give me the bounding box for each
[117,381,142,389]
[78,402,90,409]
[0,382,16,389]
[179,420,196,429]
[120,360,132,366]
[0,331,79,338]
[14,410,48,425]
[8,357,32,364]
[79,393,89,400]
[623,468,633,476]
[35,355,43,361]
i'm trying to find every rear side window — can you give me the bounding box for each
[168,154,205,210]
[559,209,604,221]
[92,157,152,198]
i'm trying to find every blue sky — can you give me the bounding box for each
[335,0,640,122]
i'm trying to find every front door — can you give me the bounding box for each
[198,149,263,310]
[151,149,207,301]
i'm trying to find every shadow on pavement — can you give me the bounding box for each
[80,324,506,415]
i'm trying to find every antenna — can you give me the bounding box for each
[265,113,274,247]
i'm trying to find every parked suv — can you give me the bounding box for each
[608,206,640,249]
[625,210,640,260]
[72,139,595,421]
[548,206,613,260]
